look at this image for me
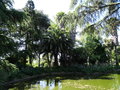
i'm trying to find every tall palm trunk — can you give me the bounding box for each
[38,54,41,67]
[29,56,32,66]
[47,54,51,67]
[54,54,58,67]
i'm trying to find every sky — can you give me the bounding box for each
[13,0,71,21]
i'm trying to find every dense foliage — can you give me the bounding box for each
[0,0,120,85]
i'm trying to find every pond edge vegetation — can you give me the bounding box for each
[1,64,120,87]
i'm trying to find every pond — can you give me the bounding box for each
[6,74,120,90]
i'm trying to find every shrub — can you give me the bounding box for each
[0,60,19,83]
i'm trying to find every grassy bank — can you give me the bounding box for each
[1,61,120,88]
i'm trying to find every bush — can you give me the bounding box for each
[75,64,114,74]
[72,47,87,65]
[0,60,19,83]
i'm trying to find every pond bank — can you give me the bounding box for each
[8,74,120,90]
[1,72,109,87]
[2,72,83,86]
[1,65,120,87]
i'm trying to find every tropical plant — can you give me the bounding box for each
[42,24,73,67]
[55,12,77,43]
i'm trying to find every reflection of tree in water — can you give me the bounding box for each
[7,75,120,90]
[39,79,62,89]
[111,74,120,90]
[7,78,63,90]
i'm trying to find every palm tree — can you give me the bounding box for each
[55,12,77,43]
[42,24,73,67]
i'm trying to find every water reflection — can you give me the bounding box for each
[8,78,62,90]
[36,79,62,90]
[8,74,120,90]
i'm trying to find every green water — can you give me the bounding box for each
[8,74,120,90]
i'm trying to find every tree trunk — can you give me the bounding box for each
[47,54,51,67]
[29,56,32,66]
[38,54,41,67]
[87,56,90,66]
[23,56,27,67]
[60,53,67,67]
[115,45,119,66]
[54,54,58,67]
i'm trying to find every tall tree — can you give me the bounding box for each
[0,0,25,59]
[0,0,25,24]
[70,0,120,35]
[70,0,120,65]
[55,12,77,44]
[12,0,50,66]
[42,24,73,67]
